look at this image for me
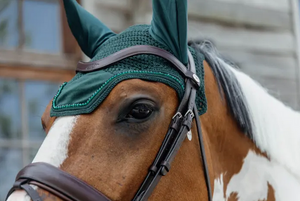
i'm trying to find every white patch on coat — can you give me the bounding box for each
[197,43,300,200]
[32,116,78,165]
[213,174,225,201]
[213,150,300,201]
[200,47,300,201]
[7,116,78,201]
[6,191,29,201]
[229,66,300,180]
[199,46,300,178]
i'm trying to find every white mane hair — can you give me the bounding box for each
[191,40,300,180]
[230,65,300,179]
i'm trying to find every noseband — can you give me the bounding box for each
[6,45,212,201]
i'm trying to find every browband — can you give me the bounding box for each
[77,45,200,88]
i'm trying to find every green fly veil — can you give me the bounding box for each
[51,0,207,117]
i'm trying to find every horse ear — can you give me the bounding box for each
[150,0,188,64]
[63,0,116,58]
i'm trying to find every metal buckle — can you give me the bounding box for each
[184,109,194,118]
[172,112,182,119]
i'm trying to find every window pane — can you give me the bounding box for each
[23,0,62,53]
[0,0,19,49]
[25,80,60,140]
[0,148,23,200]
[0,79,21,139]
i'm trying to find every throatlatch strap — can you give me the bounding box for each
[20,184,42,201]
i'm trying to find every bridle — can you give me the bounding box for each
[6,45,212,201]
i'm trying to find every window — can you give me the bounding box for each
[0,0,81,70]
[0,0,18,49]
[0,0,62,53]
[0,0,80,199]
[23,0,62,53]
[0,79,61,199]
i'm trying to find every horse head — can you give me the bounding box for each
[7,0,300,201]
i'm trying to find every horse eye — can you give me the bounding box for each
[126,104,153,120]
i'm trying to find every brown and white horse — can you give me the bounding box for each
[7,41,300,201]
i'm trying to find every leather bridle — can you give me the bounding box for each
[6,45,212,201]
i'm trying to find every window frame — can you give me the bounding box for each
[0,0,81,82]
[0,0,81,167]
[292,0,300,109]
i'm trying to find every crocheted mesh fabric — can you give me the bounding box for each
[50,25,207,117]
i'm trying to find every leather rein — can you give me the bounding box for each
[6,45,212,201]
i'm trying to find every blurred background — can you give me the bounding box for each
[0,0,299,199]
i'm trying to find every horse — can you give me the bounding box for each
[6,0,300,200]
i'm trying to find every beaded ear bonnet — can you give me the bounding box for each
[51,0,207,117]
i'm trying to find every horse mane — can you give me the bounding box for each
[189,40,254,139]
[190,40,300,179]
